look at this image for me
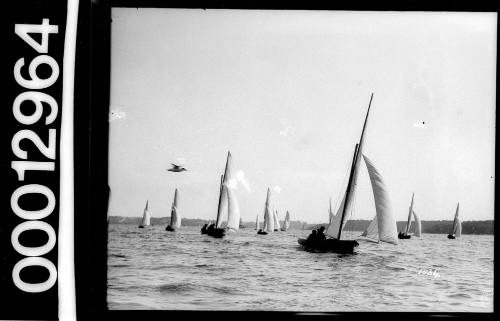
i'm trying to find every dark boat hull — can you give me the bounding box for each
[447,234,456,239]
[200,227,208,234]
[206,228,226,238]
[297,238,359,254]
[138,225,145,228]
[165,225,175,232]
[398,232,411,239]
[257,231,268,235]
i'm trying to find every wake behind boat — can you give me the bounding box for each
[298,93,398,254]
[203,151,241,238]
[165,188,180,231]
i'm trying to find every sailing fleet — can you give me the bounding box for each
[135,93,464,253]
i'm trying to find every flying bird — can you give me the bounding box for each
[167,163,187,172]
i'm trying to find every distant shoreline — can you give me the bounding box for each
[108,216,494,235]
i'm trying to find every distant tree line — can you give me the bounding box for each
[108,216,493,234]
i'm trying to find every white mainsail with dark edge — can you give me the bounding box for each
[448,202,461,239]
[411,209,422,238]
[215,151,240,231]
[261,188,274,233]
[139,200,151,228]
[166,189,180,231]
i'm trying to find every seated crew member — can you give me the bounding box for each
[307,229,317,242]
[317,226,326,241]
[207,223,215,232]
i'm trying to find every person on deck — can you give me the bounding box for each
[317,226,326,241]
[207,223,215,232]
[307,229,317,242]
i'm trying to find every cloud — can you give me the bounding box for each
[273,185,282,194]
[279,126,291,137]
[235,170,252,192]
[109,109,127,121]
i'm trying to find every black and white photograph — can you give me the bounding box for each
[106,9,495,312]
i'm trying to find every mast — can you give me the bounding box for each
[337,92,374,239]
[405,193,415,235]
[451,202,459,235]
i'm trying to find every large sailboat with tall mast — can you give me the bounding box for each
[298,93,398,253]
[165,189,180,231]
[138,200,151,228]
[447,202,461,239]
[204,151,241,238]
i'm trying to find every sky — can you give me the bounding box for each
[108,9,496,223]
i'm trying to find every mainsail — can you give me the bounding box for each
[273,210,281,230]
[282,211,291,231]
[215,151,240,230]
[170,189,181,228]
[141,200,151,226]
[404,193,415,235]
[360,154,398,244]
[325,95,373,239]
[262,188,274,233]
[411,209,421,238]
[451,203,461,237]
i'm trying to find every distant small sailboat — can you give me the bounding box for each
[165,189,180,231]
[447,202,461,239]
[257,188,273,235]
[273,210,281,231]
[281,211,290,231]
[255,215,260,230]
[239,217,245,229]
[138,200,151,228]
[204,151,240,238]
[398,193,415,239]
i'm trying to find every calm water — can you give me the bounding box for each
[108,224,493,311]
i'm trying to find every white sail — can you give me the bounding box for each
[141,200,151,226]
[215,151,239,230]
[226,187,240,230]
[263,188,274,232]
[170,189,181,228]
[282,211,290,231]
[328,198,334,224]
[361,155,398,244]
[325,193,347,238]
[255,215,259,230]
[411,210,421,238]
[273,211,281,230]
[455,217,462,237]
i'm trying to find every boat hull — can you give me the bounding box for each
[205,228,226,238]
[297,238,359,254]
[165,225,176,232]
[398,232,411,239]
[257,231,268,235]
[447,234,456,239]
[138,225,145,228]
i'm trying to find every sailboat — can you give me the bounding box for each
[298,93,398,253]
[281,211,291,231]
[447,202,461,239]
[138,200,151,228]
[255,215,260,230]
[239,217,245,229]
[204,151,241,238]
[398,193,415,239]
[273,210,281,231]
[257,188,273,235]
[165,189,180,231]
